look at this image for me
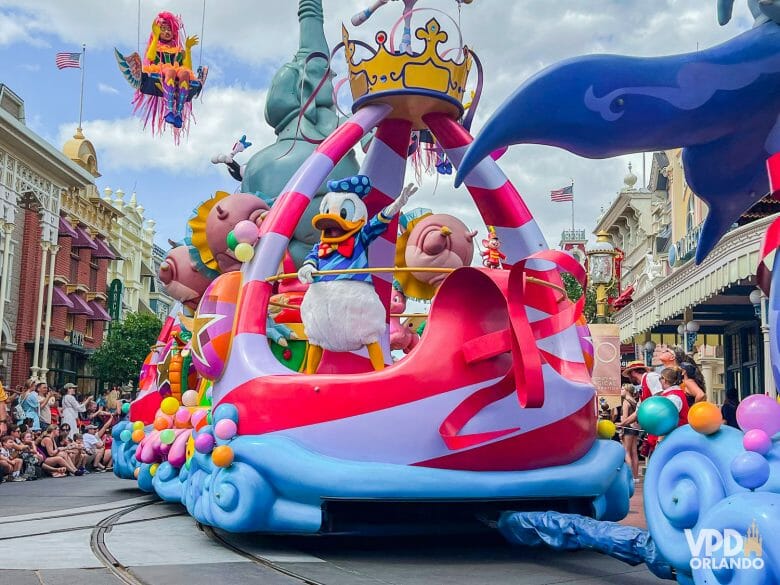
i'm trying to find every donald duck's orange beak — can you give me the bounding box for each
[312,214,365,243]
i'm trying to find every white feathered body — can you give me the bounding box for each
[300,280,386,351]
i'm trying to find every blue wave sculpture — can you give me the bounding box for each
[456,13,780,263]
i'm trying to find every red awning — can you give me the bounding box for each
[72,226,98,250]
[67,293,94,316]
[50,286,74,308]
[92,237,116,260]
[611,285,635,309]
[88,300,111,321]
[58,217,78,238]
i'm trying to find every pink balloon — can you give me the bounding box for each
[159,442,171,455]
[743,429,773,455]
[214,418,238,440]
[736,394,780,435]
[233,220,259,245]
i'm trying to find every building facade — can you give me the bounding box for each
[599,150,778,402]
[102,188,172,322]
[1,84,118,392]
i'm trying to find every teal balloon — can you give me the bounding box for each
[638,396,679,436]
[120,429,132,442]
[159,429,176,445]
[121,402,130,414]
[226,231,238,251]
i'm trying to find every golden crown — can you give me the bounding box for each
[343,18,472,117]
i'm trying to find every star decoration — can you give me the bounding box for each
[188,311,226,369]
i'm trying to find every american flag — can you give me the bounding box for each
[550,184,574,202]
[55,52,81,70]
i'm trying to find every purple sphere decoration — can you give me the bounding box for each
[736,394,780,435]
[743,429,773,455]
[730,451,770,490]
[233,220,259,245]
[214,418,238,440]
[194,433,215,454]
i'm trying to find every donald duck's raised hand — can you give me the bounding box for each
[383,183,418,218]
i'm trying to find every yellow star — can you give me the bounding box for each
[187,312,226,369]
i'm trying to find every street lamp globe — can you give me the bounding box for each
[585,231,617,285]
[749,289,763,306]
[677,323,685,335]
[644,340,656,352]
[685,320,700,333]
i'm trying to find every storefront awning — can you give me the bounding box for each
[58,217,78,238]
[67,293,94,316]
[51,286,74,308]
[614,214,777,342]
[88,300,111,321]
[72,226,98,250]
[91,237,116,260]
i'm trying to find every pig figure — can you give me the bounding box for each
[389,285,419,353]
[205,193,270,273]
[403,214,477,290]
[158,246,213,311]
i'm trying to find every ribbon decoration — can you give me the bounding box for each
[438,250,588,451]
[757,216,780,295]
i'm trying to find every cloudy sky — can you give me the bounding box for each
[0,0,753,250]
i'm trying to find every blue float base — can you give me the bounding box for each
[113,427,632,534]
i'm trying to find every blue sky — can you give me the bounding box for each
[0,0,751,248]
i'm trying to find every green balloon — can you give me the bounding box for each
[160,429,176,445]
[638,396,679,436]
[226,231,238,251]
[207,411,213,425]
[122,402,130,414]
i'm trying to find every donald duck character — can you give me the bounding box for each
[297,175,417,374]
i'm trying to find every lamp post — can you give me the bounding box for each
[750,288,775,398]
[586,231,618,324]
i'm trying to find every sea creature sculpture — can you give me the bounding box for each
[456,7,780,263]
[240,0,360,266]
[395,210,476,300]
[158,245,213,312]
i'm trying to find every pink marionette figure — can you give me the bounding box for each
[389,281,420,354]
[481,226,506,269]
[142,12,199,130]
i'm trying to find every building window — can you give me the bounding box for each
[70,252,80,283]
[686,195,696,233]
[66,313,74,332]
[89,260,98,291]
[86,320,93,339]
[0,238,15,303]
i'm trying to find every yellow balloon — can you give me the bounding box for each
[132,421,144,431]
[161,396,180,416]
[687,401,722,435]
[234,242,255,263]
[149,463,159,477]
[597,419,616,439]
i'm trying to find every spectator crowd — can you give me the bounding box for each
[599,346,742,482]
[0,381,122,482]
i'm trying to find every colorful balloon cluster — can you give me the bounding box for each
[730,394,778,490]
[191,402,238,468]
[226,219,260,264]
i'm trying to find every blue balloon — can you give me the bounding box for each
[213,403,239,424]
[120,429,132,443]
[730,452,770,490]
[637,396,679,436]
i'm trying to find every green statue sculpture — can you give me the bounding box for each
[241,0,360,266]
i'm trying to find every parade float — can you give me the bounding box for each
[113,0,632,535]
[112,0,780,582]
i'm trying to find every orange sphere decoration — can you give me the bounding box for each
[133,467,140,479]
[153,417,171,431]
[211,445,234,468]
[131,429,145,443]
[687,401,723,435]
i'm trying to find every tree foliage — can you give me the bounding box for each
[89,312,162,388]
[561,272,608,323]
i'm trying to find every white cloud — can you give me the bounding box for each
[97,82,119,95]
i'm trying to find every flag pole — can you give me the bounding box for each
[570,178,575,232]
[78,44,86,130]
